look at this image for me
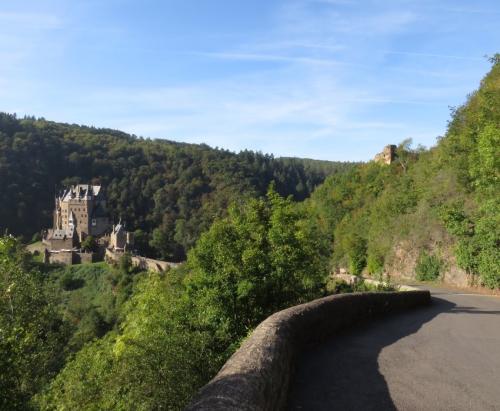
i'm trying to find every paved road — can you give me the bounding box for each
[288,287,500,411]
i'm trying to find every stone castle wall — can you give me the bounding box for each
[48,250,73,265]
[43,236,73,251]
[105,249,179,273]
[45,250,96,265]
[76,252,94,264]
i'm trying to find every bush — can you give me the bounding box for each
[81,236,98,253]
[325,278,355,294]
[344,234,367,275]
[325,278,395,294]
[118,252,133,274]
[367,253,384,276]
[187,188,329,345]
[478,247,500,289]
[60,272,85,291]
[415,251,442,281]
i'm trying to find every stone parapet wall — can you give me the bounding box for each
[186,290,431,411]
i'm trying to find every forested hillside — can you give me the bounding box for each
[307,55,499,289]
[0,116,353,260]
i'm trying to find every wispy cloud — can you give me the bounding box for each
[331,11,417,34]
[433,6,500,14]
[380,50,484,61]
[195,51,343,66]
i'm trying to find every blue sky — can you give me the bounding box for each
[0,0,498,161]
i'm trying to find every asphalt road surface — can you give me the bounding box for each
[288,286,500,411]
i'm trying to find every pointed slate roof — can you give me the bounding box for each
[61,184,101,202]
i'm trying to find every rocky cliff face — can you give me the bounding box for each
[385,241,471,289]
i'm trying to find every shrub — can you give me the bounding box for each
[60,272,85,291]
[325,278,354,294]
[367,253,384,276]
[344,234,367,275]
[187,188,329,344]
[415,251,442,281]
[81,236,98,253]
[478,247,500,289]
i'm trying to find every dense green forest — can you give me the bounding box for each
[0,116,353,260]
[0,57,498,410]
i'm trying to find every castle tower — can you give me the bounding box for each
[53,196,63,230]
[56,184,110,239]
[374,144,397,165]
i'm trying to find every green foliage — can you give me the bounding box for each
[325,278,357,294]
[37,335,116,410]
[41,273,215,411]
[470,199,500,288]
[0,255,152,410]
[345,233,367,275]
[366,252,384,276]
[395,138,417,173]
[415,251,443,281]
[80,235,98,252]
[353,279,396,292]
[47,262,137,351]
[325,278,395,294]
[118,252,133,274]
[470,124,500,191]
[0,236,69,410]
[132,228,150,256]
[438,202,474,237]
[31,232,41,243]
[59,271,85,291]
[187,188,329,349]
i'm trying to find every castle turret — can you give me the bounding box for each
[374,144,396,165]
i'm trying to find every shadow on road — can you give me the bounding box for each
[287,296,456,411]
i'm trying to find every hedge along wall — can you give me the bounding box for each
[186,291,431,411]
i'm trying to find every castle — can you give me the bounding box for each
[374,144,397,165]
[43,184,133,265]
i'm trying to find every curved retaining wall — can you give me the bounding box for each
[186,290,431,411]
